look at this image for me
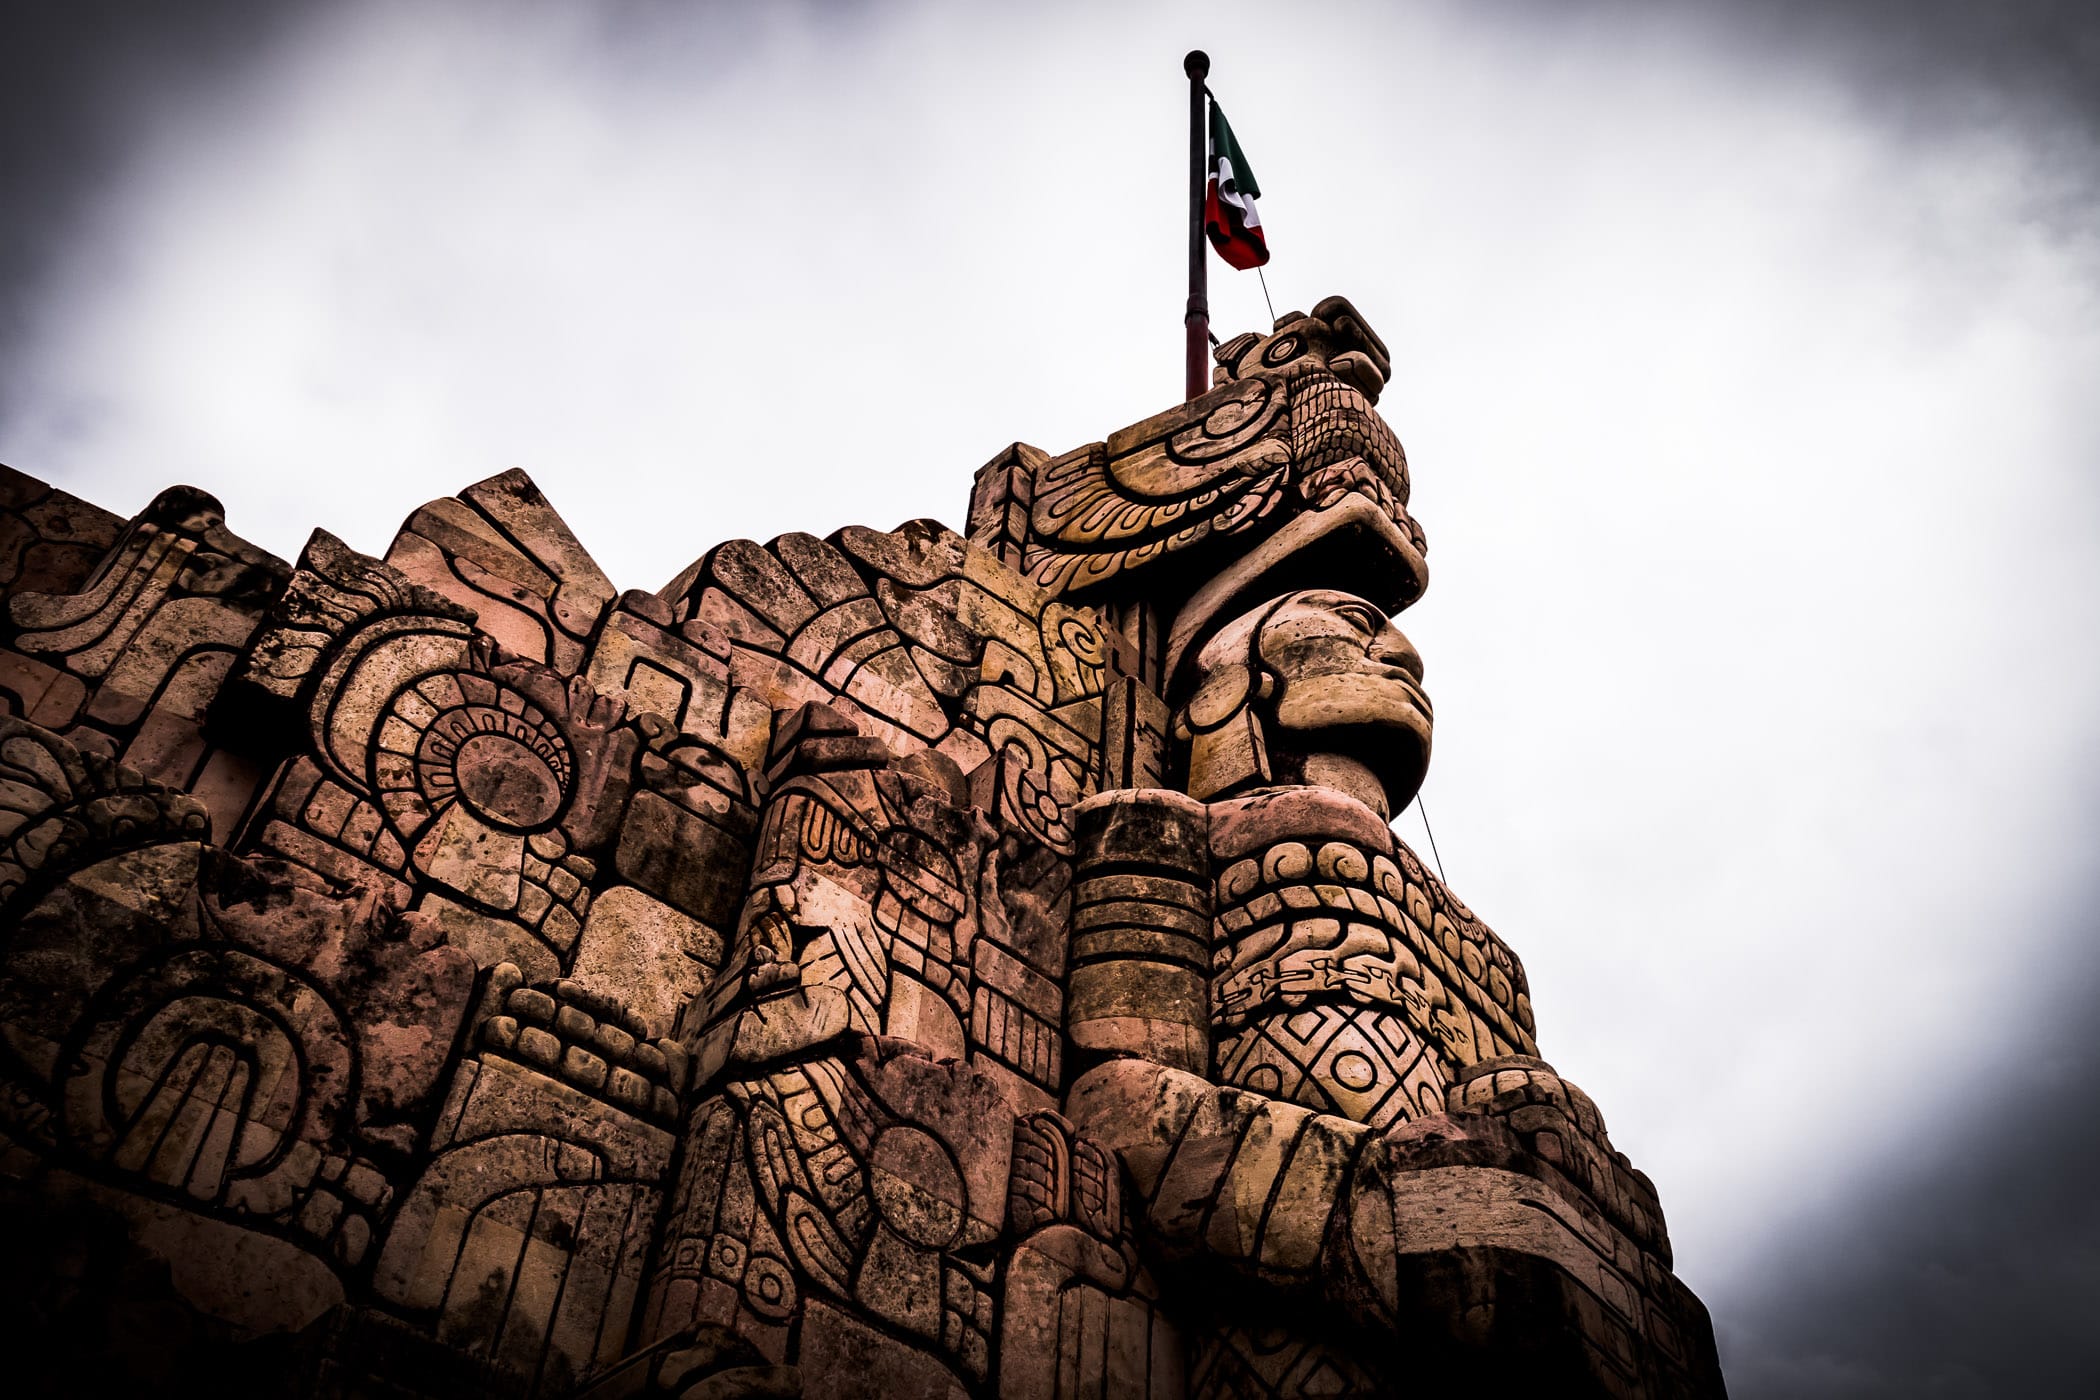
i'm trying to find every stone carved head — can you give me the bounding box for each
[687,723,988,1088]
[1172,589,1432,818]
[1211,293,1393,405]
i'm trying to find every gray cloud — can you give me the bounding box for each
[0,0,298,353]
[1499,0,2100,237]
[1701,0,2100,137]
[1718,954,2100,1396]
[1522,1,2100,134]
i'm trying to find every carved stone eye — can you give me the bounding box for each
[1334,603,1383,635]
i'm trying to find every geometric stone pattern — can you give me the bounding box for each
[0,295,1726,1396]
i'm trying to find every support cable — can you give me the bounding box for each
[1415,791,1448,884]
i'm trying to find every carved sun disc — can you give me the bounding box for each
[452,731,565,828]
[401,689,575,834]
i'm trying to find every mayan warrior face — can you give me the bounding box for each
[1175,587,1432,818]
[683,747,987,1089]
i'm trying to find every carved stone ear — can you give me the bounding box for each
[1186,706,1270,801]
[1178,661,1274,799]
[1174,645,1284,799]
[1181,662,1257,735]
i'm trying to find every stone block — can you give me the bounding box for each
[566,885,723,1039]
[515,1026,561,1069]
[614,790,750,928]
[561,1045,610,1092]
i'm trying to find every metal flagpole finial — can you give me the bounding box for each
[1184,50,1210,80]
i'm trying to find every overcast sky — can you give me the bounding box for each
[3,2,2097,1393]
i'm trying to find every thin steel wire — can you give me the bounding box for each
[1416,791,1448,884]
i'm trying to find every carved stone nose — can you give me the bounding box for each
[1372,626,1424,682]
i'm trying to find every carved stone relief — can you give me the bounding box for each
[0,295,1723,1398]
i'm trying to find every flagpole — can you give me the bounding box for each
[1184,49,1210,402]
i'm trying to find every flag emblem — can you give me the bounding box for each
[1204,99,1269,270]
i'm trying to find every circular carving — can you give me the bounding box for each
[1317,841,1370,883]
[1241,1063,1283,1096]
[1217,858,1261,903]
[1261,842,1314,884]
[868,1125,967,1249]
[1331,1051,1379,1093]
[59,947,349,1203]
[376,673,576,837]
[1247,1324,1295,1353]
[743,1254,796,1320]
[444,728,566,828]
[1165,377,1280,464]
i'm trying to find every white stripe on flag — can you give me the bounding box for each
[1214,156,1262,230]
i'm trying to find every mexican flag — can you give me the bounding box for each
[1204,98,1269,270]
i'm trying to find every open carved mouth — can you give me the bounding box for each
[1164,487,1431,700]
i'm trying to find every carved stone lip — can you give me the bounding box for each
[1277,666,1435,739]
[1336,659,1431,710]
[1398,668,1432,717]
[1163,492,1431,699]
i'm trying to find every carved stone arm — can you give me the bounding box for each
[1066,1058,1369,1296]
[1068,1057,1728,1394]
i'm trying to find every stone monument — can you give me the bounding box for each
[0,297,1726,1396]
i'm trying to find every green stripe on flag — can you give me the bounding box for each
[1208,99,1261,199]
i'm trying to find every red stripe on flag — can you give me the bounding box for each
[1205,179,1269,270]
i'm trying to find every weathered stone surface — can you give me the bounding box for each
[567,885,723,1039]
[0,294,1721,1396]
